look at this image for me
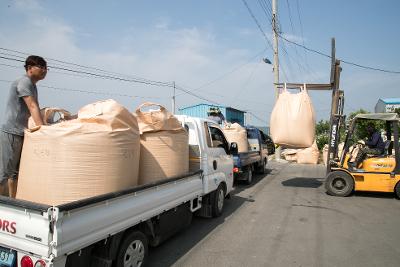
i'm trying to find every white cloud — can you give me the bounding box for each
[14,0,42,11]
[0,4,276,127]
[281,33,306,44]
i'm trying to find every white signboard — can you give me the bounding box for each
[385,104,400,112]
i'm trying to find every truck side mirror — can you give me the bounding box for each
[230,142,238,155]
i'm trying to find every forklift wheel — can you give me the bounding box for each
[395,182,400,199]
[325,171,354,197]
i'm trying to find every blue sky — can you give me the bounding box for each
[0,0,399,126]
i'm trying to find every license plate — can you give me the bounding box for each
[0,247,15,267]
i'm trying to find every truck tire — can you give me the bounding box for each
[325,171,354,197]
[395,181,400,199]
[212,185,225,217]
[245,168,253,185]
[116,231,148,267]
[257,158,267,175]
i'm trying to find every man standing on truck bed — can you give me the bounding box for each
[0,55,46,198]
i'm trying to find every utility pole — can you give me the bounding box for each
[272,0,279,98]
[172,81,176,114]
[272,0,282,160]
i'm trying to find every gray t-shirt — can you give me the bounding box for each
[1,75,38,136]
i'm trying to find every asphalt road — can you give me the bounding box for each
[148,161,400,267]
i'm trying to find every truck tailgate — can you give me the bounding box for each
[0,197,53,257]
[234,151,261,167]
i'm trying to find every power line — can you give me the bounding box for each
[240,2,400,76]
[0,59,222,104]
[0,47,165,84]
[174,85,221,105]
[0,47,269,105]
[175,47,267,96]
[247,111,267,124]
[241,0,274,50]
[0,54,173,86]
[0,53,230,106]
[0,79,167,99]
[0,50,173,87]
[277,34,400,74]
[295,0,312,74]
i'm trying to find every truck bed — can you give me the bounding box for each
[0,171,203,259]
[233,151,261,168]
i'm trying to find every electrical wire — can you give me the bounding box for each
[277,34,400,74]
[175,47,267,96]
[0,79,167,99]
[0,47,167,84]
[247,111,268,124]
[0,47,264,105]
[241,0,274,50]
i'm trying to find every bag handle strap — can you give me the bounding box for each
[43,108,72,124]
[135,102,166,114]
[300,83,307,92]
[135,102,169,126]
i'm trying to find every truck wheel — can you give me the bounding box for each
[245,168,253,185]
[325,171,354,197]
[116,231,148,267]
[257,159,267,175]
[212,185,225,217]
[395,182,400,199]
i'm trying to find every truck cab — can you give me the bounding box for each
[176,115,234,196]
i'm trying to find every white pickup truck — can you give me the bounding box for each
[0,116,237,267]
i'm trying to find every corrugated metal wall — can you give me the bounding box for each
[226,108,245,125]
[179,104,245,124]
[374,100,385,113]
[179,104,227,119]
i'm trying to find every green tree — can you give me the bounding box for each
[395,108,400,116]
[346,109,385,142]
[315,119,330,150]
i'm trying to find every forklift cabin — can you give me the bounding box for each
[325,113,400,198]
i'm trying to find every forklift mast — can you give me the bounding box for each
[326,39,345,174]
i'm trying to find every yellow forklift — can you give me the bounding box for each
[325,112,400,198]
[274,38,400,198]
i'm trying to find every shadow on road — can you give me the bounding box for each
[232,168,272,194]
[147,168,274,267]
[352,191,396,199]
[281,177,324,188]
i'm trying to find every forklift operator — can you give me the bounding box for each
[351,124,385,169]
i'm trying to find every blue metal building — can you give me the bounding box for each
[178,103,246,125]
[375,98,400,113]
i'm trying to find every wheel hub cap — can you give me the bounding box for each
[124,240,145,267]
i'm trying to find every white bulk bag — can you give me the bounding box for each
[223,123,249,153]
[135,102,189,185]
[17,100,141,205]
[270,84,316,148]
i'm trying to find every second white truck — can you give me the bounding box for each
[0,116,237,267]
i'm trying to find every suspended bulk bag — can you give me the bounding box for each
[223,123,249,153]
[17,100,140,205]
[270,84,316,148]
[296,140,320,164]
[135,103,189,185]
